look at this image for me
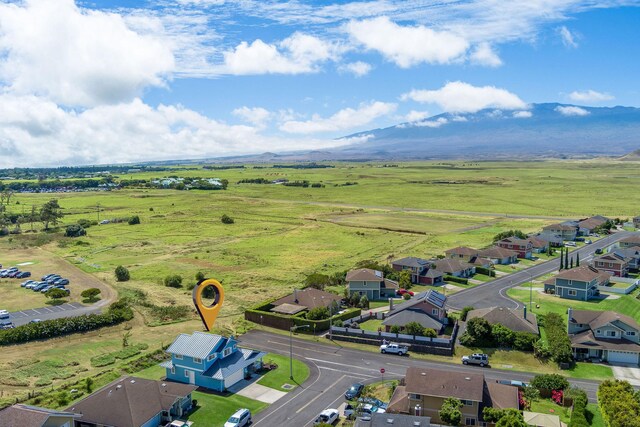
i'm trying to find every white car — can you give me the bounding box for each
[0,310,9,319]
[314,408,339,425]
[224,408,251,427]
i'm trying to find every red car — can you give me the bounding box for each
[396,289,415,297]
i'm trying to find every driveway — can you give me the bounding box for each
[227,378,287,404]
[612,365,640,386]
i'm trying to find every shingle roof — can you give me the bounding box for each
[593,253,629,265]
[346,268,383,282]
[578,217,608,230]
[271,288,342,311]
[613,246,640,258]
[484,381,519,410]
[499,237,530,246]
[554,266,611,283]
[423,268,444,278]
[523,411,565,427]
[479,246,518,259]
[382,309,444,330]
[386,385,409,414]
[445,246,479,256]
[433,258,472,274]
[66,377,197,427]
[570,329,640,352]
[392,257,430,268]
[355,413,432,427]
[543,223,577,231]
[620,235,640,245]
[466,307,539,334]
[569,309,640,331]
[404,367,485,401]
[0,404,79,427]
[526,236,548,248]
[166,332,225,359]
[384,278,399,289]
[271,303,307,315]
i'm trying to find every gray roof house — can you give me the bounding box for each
[347,268,399,301]
[0,404,79,427]
[383,290,447,333]
[466,307,539,335]
[355,413,433,427]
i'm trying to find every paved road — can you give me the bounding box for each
[239,330,604,426]
[446,231,637,310]
[7,300,107,327]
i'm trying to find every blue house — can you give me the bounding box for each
[162,332,266,392]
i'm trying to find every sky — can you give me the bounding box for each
[0,0,638,167]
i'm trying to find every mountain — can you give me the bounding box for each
[619,149,640,161]
[336,103,640,159]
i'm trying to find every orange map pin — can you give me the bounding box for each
[192,278,225,331]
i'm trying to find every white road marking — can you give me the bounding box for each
[296,374,347,414]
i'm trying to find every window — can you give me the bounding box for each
[461,399,473,406]
[193,357,202,364]
[609,263,613,267]
[607,331,616,337]
[568,289,577,296]
[184,370,190,378]
[223,347,232,357]
[568,280,572,285]
[626,331,636,336]
[465,417,476,426]
[409,393,421,400]
[596,329,601,335]
[207,354,216,362]
[432,308,439,316]
[175,354,183,360]
[171,366,175,375]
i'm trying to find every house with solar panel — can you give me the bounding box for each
[161,332,266,392]
[382,290,448,334]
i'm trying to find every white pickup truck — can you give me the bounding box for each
[379,342,409,355]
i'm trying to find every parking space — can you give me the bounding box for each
[8,302,96,327]
[9,302,85,319]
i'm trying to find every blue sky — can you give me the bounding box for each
[0,0,638,166]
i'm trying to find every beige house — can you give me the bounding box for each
[387,367,518,426]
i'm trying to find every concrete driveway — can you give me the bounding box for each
[612,365,640,386]
[227,379,287,404]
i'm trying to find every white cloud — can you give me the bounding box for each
[470,42,502,67]
[559,26,578,48]
[346,17,468,67]
[413,117,448,128]
[222,32,336,75]
[568,89,614,102]
[404,110,431,122]
[0,95,349,168]
[555,105,590,116]
[232,106,272,127]
[0,0,174,107]
[338,61,372,77]
[401,81,526,113]
[280,101,397,134]
[513,110,533,118]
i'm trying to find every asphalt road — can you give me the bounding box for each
[7,299,107,327]
[240,330,604,426]
[446,231,637,310]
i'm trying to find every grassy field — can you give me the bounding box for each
[1,160,638,404]
[258,353,310,391]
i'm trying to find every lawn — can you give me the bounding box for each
[258,353,310,391]
[186,390,268,426]
[359,318,385,332]
[586,403,605,427]
[531,399,571,424]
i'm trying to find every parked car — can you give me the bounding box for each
[396,289,415,297]
[45,276,62,284]
[41,286,54,293]
[0,310,9,319]
[313,409,339,425]
[380,342,409,355]
[21,280,36,288]
[8,270,22,278]
[462,353,489,367]
[42,273,57,281]
[26,281,43,289]
[565,241,576,247]
[595,248,603,255]
[497,379,528,389]
[585,239,592,244]
[0,321,14,329]
[53,278,69,286]
[224,408,251,427]
[345,383,364,400]
[16,271,31,278]
[30,319,42,324]
[358,397,388,410]
[33,283,49,291]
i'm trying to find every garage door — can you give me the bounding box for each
[608,351,639,364]
[224,367,245,388]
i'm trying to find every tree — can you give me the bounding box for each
[492,323,515,347]
[115,265,130,282]
[564,248,569,269]
[46,288,68,301]
[493,230,527,242]
[390,325,401,334]
[128,215,140,225]
[81,288,101,301]
[576,252,580,267]
[195,271,206,282]
[85,377,94,393]
[439,397,463,426]
[559,248,564,270]
[530,374,570,391]
[40,199,63,230]
[495,411,527,427]
[398,270,412,289]
[423,328,437,338]
[404,321,425,336]
[305,273,330,290]
[221,214,234,224]
[65,224,86,237]
[570,257,574,268]
[359,294,369,309]
[522,385,540,409]
[460,306,474,321]
[350,292,361,307]
[307,306,330,320]
[164,274,183,288]
[122,330,132,348]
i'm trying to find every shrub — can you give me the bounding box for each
[77,219,96,229]
[81,288,101,300]
[115,265,130,282]
[444,275,468,284]
[598,379,640,427]
[404,321,425,336]
[221,214,234,224]
[305,273,331,290]
[390,325,400,334]
[307,306,330,320]
[128,215,141,225]
[164,274,183,288]
[568,388,589,427]
[349,292,361,307]
[530,374,570,391]
[541,313,573,364]
[359,294,369,309]
[460,306,474,321]
[195,271,206,282]
[46,288,68,300]
[402,293,411,300]
[65,224,86,237]
[90,354,116,367]
[439,397,463,426]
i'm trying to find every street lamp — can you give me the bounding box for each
[290,324,309,380]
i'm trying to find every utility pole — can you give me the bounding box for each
[289,324,309,379]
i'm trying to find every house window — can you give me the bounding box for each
[609,263,613,267]
[175,354,183,360]
[207,354,216,362]
[171,366,175,375]
[607,331,616,337]
[568,280,572,285]
[432,308,439,316]
[409,393,421,400]
[193,357,202,364]
[465,417,476,426]
[184,370,190,378]
[626,331,637,336]
[568,290,577,296]
[223,347,232,357]
[461,399,473,406]
[596,330,601,335]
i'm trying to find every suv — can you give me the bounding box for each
[462,353,489,367]
[313,409,339,425]
[224,408,251,427]
[345,383,364,400]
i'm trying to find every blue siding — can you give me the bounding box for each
[558,287,587,300]
[141,412,162,427]
[165,365,224,391]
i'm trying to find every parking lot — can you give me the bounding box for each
[8,302,94,326]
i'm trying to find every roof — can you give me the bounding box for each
[570,330,640,352]
[204,348,266,380]
[620,235,640,245]
[433,258,473,274]
[593,253,629,265]
[404,367,484,401]
[466,307,539,334]
[578,217,608,230]
[469,256,493,266]
[392,257,430,269]
[389,290,447,314]
[423,268,444,278]
[484,381,519,410]
[271,303,307,315]
[498,237,530,246]
[382,309,444,330]
[386,385,409,414]
[527,236,549,248]
[613,246,640,258]
[479,246,518,259]
[553,265,611,284]
[271,288,342,311]
[569,309,640,331]
[425,289,446,308]
[166,331,226,359]
[66,377,197,427]
[346,268,384,282]
[543,223,577,231]
[355,413,433,427]
[524,411,565,427]
[445,246,479,256]
[384,278,399,289]
[0,404,79,427]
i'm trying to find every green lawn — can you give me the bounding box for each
[186,391,268,426]
[586,403,605,427]
[531,399,571,424]
[258,353,309,391]
[359,318,385,332]
[133,364,166,381]
[565,363,612,379]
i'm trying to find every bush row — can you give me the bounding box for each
[475,266,496,277]
[540,313,573,364]
[444,275,468,284]
[458,317,537,351]
[568,388,588,427]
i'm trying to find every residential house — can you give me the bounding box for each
[269,288,342,315]
[619,235,640,249]
[541,223,577,241]
[468,256,494,269]
[382,290,447,334]
[496,237,533,259]
[391,257,444,285]
[355,413,434,427]
[346,268,399,300]
[634,216,640,229]
[0,404,79,427]
[444,246,479,261]
[544,266,611,301]
[568,308,640,365]
[527,236,549,253]
[433,258,475,278]
[478,246,519,265]
[386,367,518,426]
[577,216,609,236]
[523,411,567,427]
[612,246,640,271]
[162,332,265,392]
[66,376,196,427]
[591,253,630,277]
[466,307,539,335]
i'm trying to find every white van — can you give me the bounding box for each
[224,408,251,427]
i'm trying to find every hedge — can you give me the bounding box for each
[0,301,133,345]
[475,267,495,277]
[444,275,468,285]
[541,313,573,364]
[568,388,588,427]
[598,379,640,427]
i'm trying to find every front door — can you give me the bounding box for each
[188,370,195,384]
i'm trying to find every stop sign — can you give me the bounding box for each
[380,368,385,374]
